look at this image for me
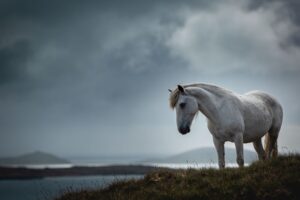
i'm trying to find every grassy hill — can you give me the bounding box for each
[57,154,300,200]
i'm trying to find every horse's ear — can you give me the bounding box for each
[168,89,172,93]
[177,85,185,93]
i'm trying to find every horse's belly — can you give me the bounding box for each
[243,116,272,143]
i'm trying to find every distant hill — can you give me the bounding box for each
[0,151,70,165]
[146,147,257,164]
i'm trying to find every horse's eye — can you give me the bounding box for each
[179,103,186,109]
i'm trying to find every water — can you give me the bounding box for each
[0,162,245,200]
[0,175,142,200]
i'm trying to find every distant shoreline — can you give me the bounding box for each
[0,165,169,180]
[0,162,248,180]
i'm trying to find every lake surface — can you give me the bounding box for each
[0,162,245,200]
[0,175,142,200]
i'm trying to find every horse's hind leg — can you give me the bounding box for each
[253,139,266,160]
[265,103,282,159]
[265,128,279,159]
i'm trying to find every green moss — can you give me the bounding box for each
[56,154,300,200]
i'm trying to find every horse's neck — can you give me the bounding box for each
[187,87,220,123]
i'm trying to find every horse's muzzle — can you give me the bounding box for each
[179,126,190,135]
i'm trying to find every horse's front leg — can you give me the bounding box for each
[234,133,244,167]
[213,136,225,169]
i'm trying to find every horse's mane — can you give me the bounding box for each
[169,83,231,109]
[169,87,181,109]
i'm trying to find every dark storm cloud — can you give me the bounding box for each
[0,0,180,82]
[168,0,300,74]
[0,0,193,102]
[0,0,300,156]
[0,0,191,156]
[248,0,300,47]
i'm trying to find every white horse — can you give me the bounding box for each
[169,83,283,168]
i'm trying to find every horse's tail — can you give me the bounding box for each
[264,132,278,159]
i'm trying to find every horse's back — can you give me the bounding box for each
[244,91,283,120]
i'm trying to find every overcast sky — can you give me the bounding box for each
[1,0,300,157]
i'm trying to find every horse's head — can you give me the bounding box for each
[169,85,198,135]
